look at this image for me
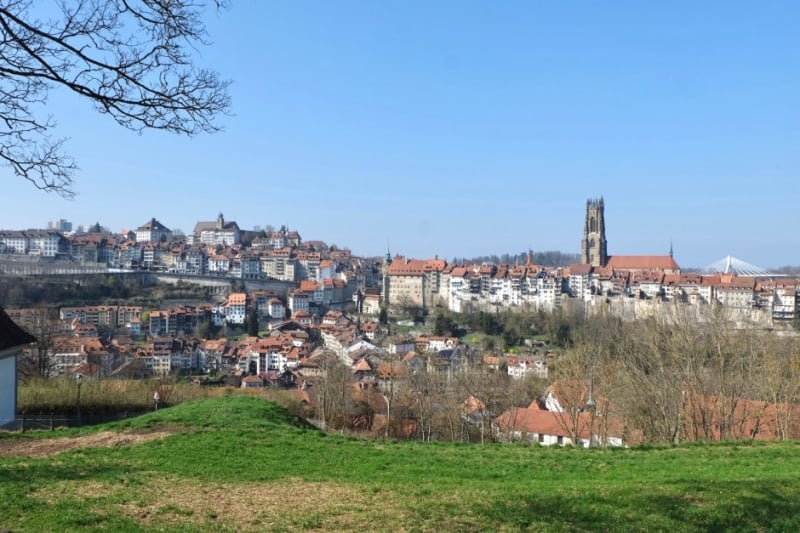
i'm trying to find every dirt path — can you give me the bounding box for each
[0,429,175,458]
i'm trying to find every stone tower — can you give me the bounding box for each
[580,197,607,267]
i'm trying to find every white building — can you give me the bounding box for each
[507,358,548,380]
[193,213,240,246]
[224,293,247,325]
[0,230,67,257]
[135,218,172,243]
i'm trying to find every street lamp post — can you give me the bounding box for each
[75,373,83,427]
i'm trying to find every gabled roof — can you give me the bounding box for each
[0,306,36,358]
[494,406,627,442]
[353,358,372,372]
[136,218,170,232]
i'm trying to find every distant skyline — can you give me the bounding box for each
[3,2,799,268]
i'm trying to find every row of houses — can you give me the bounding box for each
[12,301,486,380]
[0,230,67,257]
[6,221,798,324]
[15,323,319,379]
[1,219,378,286]
[9,296,800,446]
[383,254,800,321]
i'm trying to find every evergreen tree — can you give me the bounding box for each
[247,309,259,337]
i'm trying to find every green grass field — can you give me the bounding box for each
[2,395,800,532]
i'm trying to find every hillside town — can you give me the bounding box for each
[2,200,800,444]
[1,203,797,324]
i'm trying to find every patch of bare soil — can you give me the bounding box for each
[0,429,175,458]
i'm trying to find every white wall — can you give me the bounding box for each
[0,355,17,426]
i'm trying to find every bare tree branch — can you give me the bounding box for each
[0,0,231,196]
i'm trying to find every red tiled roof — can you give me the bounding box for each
[605,255,680,271]
[569,263,592,276]
[353,358,372,372]
[226,293,247,305]
[494,407,626,442]
[424,259,447,272]
[684,393,800,441]
[386,257,426,276]
[299,281,318,292]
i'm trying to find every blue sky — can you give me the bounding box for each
[3,1,799,268]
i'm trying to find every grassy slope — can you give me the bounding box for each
[2,396,800,532]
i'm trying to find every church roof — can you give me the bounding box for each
[605,255,680,271]
[193,220,240,234]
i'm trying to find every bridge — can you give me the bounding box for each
[699,255,776,277]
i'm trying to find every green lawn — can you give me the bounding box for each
[2,395,799,532]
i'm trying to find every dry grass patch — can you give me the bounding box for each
[122,476,409,531]
[33,475,409,532]
[0,429,175,458]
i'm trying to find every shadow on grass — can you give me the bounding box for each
[474,480,800,532]
[0,457,150,531]
[0,452,141,486]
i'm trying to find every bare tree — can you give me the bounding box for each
[406,360,438,441]
[759,335,800,439]
[315,353,347,430]
[454,358,511,443]
[0,0,231,196]
[17,306,65,379]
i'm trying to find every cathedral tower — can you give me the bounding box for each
[581,197,607,267]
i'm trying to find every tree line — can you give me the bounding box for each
[314,309,800,444]
[453,250,579,268]
[0,276,208,308]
